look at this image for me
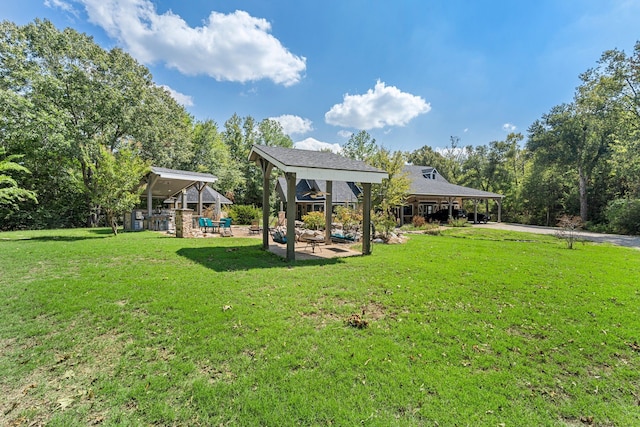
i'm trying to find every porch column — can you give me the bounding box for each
[260,159,274,250]
[196,182,206,216]
[497,198,502,223]
[285,172,297,261]
[324,180,333,244]
[473,199,479,224]
[146,173,159,228]
[362,182,372,255]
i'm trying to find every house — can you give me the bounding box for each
[275,177,361,220]
[399,165,503,224]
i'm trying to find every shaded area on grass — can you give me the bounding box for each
[176,244,346,272]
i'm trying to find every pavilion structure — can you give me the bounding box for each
[248,145,388,261]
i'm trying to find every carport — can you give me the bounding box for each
[248,145,388,261]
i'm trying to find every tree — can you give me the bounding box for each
[342,130,378,161]
[89,146,150,235]
[0,148,37,206]
[0,19,192,228]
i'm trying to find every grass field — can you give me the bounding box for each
[1,227,639,426]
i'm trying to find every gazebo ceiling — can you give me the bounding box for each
[146,167,217,199]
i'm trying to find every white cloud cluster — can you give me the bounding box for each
[159,85,193,107]
[270,115,313,136]
[294,137,342,153]
[502,123,517,132]
[325,80,431,130]
[55,0,306,86]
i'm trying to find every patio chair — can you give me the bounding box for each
[220,217,233,237]
[199,217,214,233]
[249,220,262,235]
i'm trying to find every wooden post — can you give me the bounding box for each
[285,172,297,261]
[362,182,372,255]
[324,180,333,244]
[261,159,273,250]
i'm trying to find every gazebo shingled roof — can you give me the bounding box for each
[249,145,387,261]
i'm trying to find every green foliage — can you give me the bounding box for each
[301,211,325,230]
[605,198,640,235]
[341,130,378,161]
[89,146,150,235]
[371,210,397,238]
[369,148,409,214]
[226,204,261,225]
[334,206,362,232]
[0,148,37,207]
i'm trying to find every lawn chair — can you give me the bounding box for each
[249,220,262,235]
[199,217,215,233]
[220,217,233,237]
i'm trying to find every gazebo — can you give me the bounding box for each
[248,145,388,261]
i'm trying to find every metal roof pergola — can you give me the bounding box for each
[248,145,388,261]
[144,167,218,218]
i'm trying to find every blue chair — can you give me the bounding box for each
[220,217,233,236]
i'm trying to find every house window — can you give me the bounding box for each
[403,205,413,216]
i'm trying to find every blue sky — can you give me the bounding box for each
[2,1,640,153]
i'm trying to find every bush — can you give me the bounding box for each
[334,206,362,232]
[412,215,426,227]
[555,214,583,249]
[605,198,640,235]
[302,211,325,229]
[226,205,261,225]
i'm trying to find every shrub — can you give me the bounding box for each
[412,215,426,227]
[555,214,583,249]
[372,211,397,239]
[448,218,469,227]
[302,211,325,229]
[605,198,640,235]
[334,206,362,232]
[226,205,260,225]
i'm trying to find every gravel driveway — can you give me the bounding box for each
[475,222,640,250]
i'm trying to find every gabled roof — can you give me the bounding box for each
[164,184,232,205]
[249,145,387,183]
[276,177,361,203]
[404,165,503,199]
[147,167,218,199]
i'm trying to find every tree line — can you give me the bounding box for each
[1,20,639,235]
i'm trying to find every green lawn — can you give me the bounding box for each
[1,228,639,426]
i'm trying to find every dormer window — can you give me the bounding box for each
[422,168,438,179]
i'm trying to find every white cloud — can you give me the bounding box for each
[325,80,431,130]
[45,0,79,16]
[294,137,342,153]
[160,85,193,107]
[62,0,306,86]
[502,123,517,132]
[270,115,313,136]
[337,130,353,139]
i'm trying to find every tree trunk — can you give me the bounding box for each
[578,165,588,222]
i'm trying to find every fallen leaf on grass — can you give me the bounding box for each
[57,396,73,410]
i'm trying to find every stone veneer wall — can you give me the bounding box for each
[175,209,194,238]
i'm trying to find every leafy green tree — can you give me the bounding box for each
[342,130,378,161]
[89,146,150,235]
[189,119,243,198]
[0,19,192,228]
[369,148,409,213]
[222,115,292,206]
[0,148,37,207]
